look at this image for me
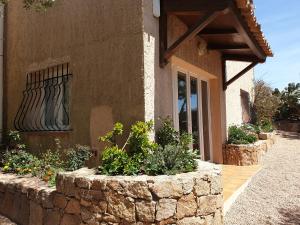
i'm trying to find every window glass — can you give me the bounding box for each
[190,77,200,150]
[178,73,188,133]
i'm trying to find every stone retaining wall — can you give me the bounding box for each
[0,161,223,225]
[223,132,277,166]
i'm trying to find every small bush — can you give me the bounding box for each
[228,125,258,145]
[99,146,129,175]
[65,145,92,171]
[144,145,197,175]
[2,150,40,175]
[98,119,198,176]
[259,120,274,133]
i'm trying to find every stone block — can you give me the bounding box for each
[176,193,197,219]
[197,195,223,216]
[177,217,205,225]
[29,201,43,225]
[194,178,210,196]
[156,198,177,221]
[53,193,68,209]
[149,178,183,198]
[135,201,156,222]
[65,199,81,214]
[44,209,61,225]
[61,214,80,225]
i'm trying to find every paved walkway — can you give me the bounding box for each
[222,164,261,201]
[225,133,300,225]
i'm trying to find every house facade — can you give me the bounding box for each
[226,61,255,127]
[2,0,272,164]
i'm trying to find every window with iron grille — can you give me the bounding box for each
[14,63,72,132]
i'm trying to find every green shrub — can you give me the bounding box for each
[241,123,261,134]
[156,118,179,147]
[127,121,156,156]
[259,120,274,133]
[228,125,258,145]
[99,146,129,175]
[65,145,92,171]
[6,130,26,151]
[144,145,197,175]
[2,150,40,175]
[99,119,198,176]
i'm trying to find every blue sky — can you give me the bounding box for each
[254,0,300,90]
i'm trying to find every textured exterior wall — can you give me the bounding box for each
[225,61,255,128]
[142,1,226,163]
[0,161,223,225]
[4,0,145,156]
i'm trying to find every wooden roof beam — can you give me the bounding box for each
[163,0,231,12]
[199,28,239,38]
[160,6,230,67]
[208,44,249,51]
[223,54,266,63]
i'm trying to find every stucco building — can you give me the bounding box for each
[2,0,272,164]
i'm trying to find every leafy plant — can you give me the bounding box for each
[228,125,258,145]
[65,145,92,171]
[2,150,40,175]
[253,80,280,124]
[259,120,274,133]
[99,122,123,146]
[99,146,129,175]
[6,130,26,151]
[144,145,197,175]
[156,118,179,147]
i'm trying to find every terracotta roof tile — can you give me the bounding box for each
[235,0,273,57]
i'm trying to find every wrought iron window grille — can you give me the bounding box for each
[14,63,72,132]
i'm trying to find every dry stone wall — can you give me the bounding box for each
[223,132,277,166]
[0,161,223,225]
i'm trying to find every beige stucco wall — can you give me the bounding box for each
[225,61,255,128]
[142,1,226,163]
[4,0,145,157]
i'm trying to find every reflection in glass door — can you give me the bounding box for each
[190,77,200,151]
[177,73,188,133]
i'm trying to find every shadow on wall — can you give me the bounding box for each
[278,207,300,225]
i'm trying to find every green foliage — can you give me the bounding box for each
[144,145,197,176]
[6,130,26,151]
[98,118,198,176]
[275,83,300,121]
[253,80,280,124]
[259,120,274,133]
[65,145,92,171]
[156,118,179,147]
[99,146,129,175]
[2,132,92,186]
[0,0,55,11]
[127,121,156,156]
[241,123,261,135]
[2,150,40,175]
[99,122,123,146]
[228,125,258,145]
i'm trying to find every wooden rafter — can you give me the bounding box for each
[208,44,249,51]
[222,58,260,90]
[164,10,223,61]
[223,54,265,63]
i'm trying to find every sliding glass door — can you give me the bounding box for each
[174,70,211,161]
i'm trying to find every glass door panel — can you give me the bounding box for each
[201,80,211,161]
[190,77,200,151]
[177,73,188,133]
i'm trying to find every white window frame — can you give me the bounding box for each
[172,64,213,162]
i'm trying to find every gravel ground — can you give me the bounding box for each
[225,132,300,225]
[0,215,17,225]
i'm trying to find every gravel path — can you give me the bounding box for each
[225,132,300,225]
